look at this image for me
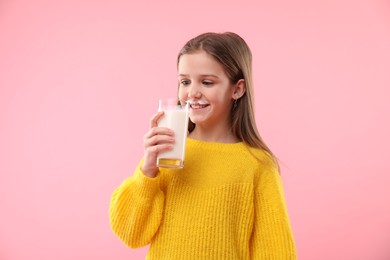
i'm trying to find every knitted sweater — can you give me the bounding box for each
[110,138,297,259]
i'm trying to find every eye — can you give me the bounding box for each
[202,80,214,86]
[180,80,190,86]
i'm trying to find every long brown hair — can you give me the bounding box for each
[177,32,278,165]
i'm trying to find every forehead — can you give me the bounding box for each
[178,51,226,76]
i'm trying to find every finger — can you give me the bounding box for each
[146,143,174,156]
[144,127,174,140]
[150,111,165,128]
[144,134,175,148]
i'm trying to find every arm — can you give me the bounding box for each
[109,111,173,248]
[109,162,165,248]
[250,163,297,259]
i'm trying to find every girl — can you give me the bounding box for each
[110,32,297,259]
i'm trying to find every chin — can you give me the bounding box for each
[189,118,202,125]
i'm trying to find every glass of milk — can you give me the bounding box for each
[157,99,189,168]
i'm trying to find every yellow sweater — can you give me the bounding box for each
[110,138,297,259]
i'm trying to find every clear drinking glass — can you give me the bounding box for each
[156,99,189,168]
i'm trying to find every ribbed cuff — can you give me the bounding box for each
[132,167,161,200]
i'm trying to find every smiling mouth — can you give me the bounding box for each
[190,104,209,109]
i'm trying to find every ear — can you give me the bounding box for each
[232,79,246,100]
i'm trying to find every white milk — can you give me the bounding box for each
[157,108,189,168]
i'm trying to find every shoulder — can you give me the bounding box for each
[245,146,281,187]
[245,146,279,171]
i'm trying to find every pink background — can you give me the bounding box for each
[1,0,389,259]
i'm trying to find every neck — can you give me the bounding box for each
[188,124,239,143]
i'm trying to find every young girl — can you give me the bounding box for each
[110,32,297,259]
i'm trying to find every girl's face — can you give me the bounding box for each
[178,50,235,130]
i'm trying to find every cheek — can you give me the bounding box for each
[210,91,228,104]
[178,87,187,99]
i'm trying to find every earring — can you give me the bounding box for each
[233,99,238,109]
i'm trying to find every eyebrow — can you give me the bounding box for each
[178,74,219,78]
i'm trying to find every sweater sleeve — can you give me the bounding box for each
[250,162,297,259]
[109,160,165,248]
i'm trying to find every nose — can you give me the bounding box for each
[188,84,202,99]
